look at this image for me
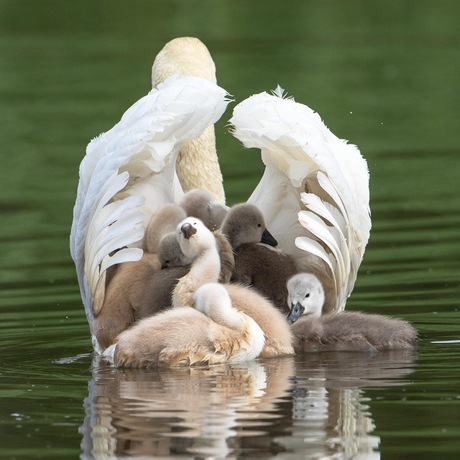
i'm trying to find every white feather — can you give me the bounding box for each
[230,89,371,312]
[70,75,229,332]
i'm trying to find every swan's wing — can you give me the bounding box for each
[230,88,371,312]
[70,75,229,337]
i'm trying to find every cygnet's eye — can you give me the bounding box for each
[305,293,310,298]
[257,223,262,228]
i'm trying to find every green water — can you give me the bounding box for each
[1,1,459,458]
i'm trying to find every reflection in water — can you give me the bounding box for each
[80,351,416,459]
[276,351,417,459]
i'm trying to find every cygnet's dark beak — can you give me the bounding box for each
[181,223,197,240]
[261,228,278,247]
[286,302,305,324]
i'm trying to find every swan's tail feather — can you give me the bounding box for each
[230,89,370,312]
[70,75,229,331]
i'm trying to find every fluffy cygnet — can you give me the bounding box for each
[157,232,191,268]
[136,228,235,320]
[173,217,294,358]
[135,266,189,320]
[93,253,161,351]
[158,228,233,277]
[221,203,277,248]
[221,203,298,313]
[144,203,187,253]
[286,273,418,353]
[109,282,265,368]
[180,188,228,231]
[172,217,221,308]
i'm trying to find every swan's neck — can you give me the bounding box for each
[151,38,225,204]
[151,37,217,87]
[173,241,221,308]
[177,126,226,204]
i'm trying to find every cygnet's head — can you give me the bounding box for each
[152,37,217,87]
[176,217,216,260]
[180,188,228,231]
[220,203,277,249]
[286,273,325,324]
[158,232,191,268]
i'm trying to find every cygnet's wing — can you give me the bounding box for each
[230,87,370,312]
[70,75,229,331]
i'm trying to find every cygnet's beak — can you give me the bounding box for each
[286,302,305,324]
[261,228,278,247]
[181,222,197,239]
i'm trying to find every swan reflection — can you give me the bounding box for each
[80,351,416,459]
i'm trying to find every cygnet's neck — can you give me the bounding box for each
[173,239,221,308]
[191,243,221,286]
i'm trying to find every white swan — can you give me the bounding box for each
[70,36,371,353]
